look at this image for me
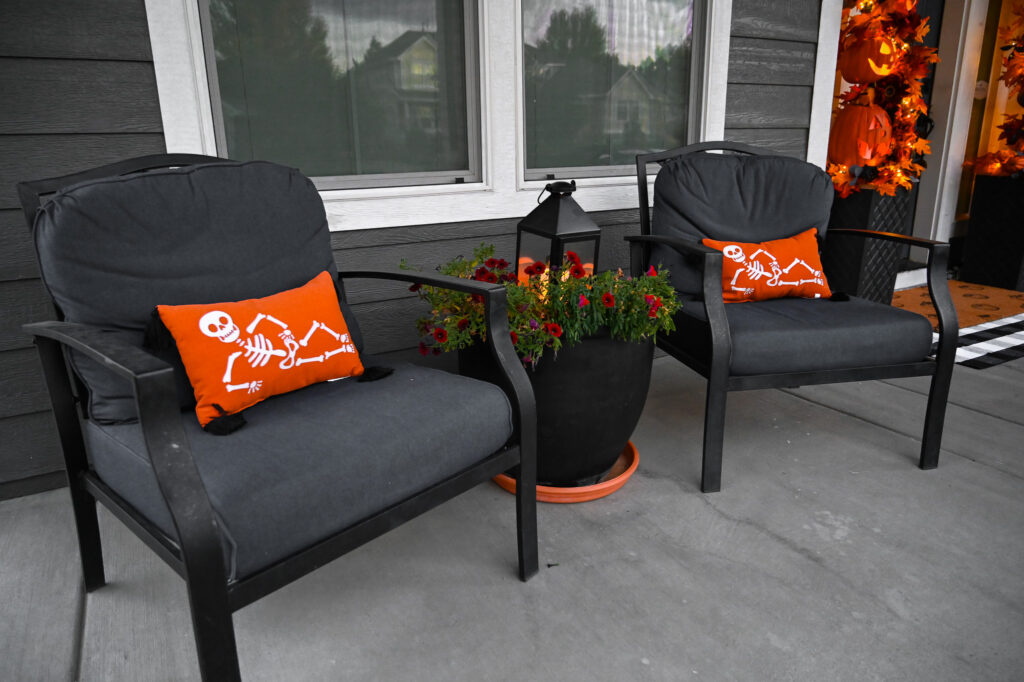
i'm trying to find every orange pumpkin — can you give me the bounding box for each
[838,34,899,84]
[828,103,894,167]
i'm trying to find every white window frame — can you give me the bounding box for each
[145,0,732,231]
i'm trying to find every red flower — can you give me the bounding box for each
[474,267,490,280]
[648,308,659,318]
[646,265,657,277]
[602,293,615,308]
[532,262,546,276]
[523,263,536,276]
[510,331,518,344]
[495,258,509,270]
[545,323,563,337]
[566,250,582,265]
[457,318,469,330]
[483,271,499,283]
[570,263,587,279]
[579,294,590,307]
[485,258,500,268]
[409,283,422,292]
[433,328,448,343]
[418,341,429,356]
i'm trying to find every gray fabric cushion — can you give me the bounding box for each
[82,362,514,580]
[650,153,835,296]
[32,160,362,423]
[666,297,934,375]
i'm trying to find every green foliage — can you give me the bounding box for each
[407,243,680,367]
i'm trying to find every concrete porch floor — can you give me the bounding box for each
[3,356,1023,681]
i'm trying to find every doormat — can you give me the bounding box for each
[892,281,1024,369]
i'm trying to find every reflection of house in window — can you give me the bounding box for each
[362,31,440,133]
[606,69,664,136]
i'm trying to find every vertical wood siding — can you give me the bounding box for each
[726,0,822,158]
[0,0,165,495]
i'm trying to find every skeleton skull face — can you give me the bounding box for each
[199,310,240,344]
[722,245,746,263]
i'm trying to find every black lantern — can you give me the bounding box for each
[516,180,601,284]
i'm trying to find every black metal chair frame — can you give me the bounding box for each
[628,141,959,493]
[19,155,538,681]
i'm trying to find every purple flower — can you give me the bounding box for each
[530,319,539,330]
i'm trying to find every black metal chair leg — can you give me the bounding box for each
[68,484,106,591]
[187,579,242,682]
[701,378,728,493]
[919,366,953,470]
[516,459,539,582]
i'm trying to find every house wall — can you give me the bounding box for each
[0,0,166,498]
[0,0,825,498]
[725,0,822,157]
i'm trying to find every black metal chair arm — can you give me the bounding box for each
[827,228,948,251]
[23,320,174,381]
[22,319,229,588]
[338,267,504,296]
[625,233,719,258]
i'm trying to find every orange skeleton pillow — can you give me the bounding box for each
[157,271,364,428]
[702,228,832,303]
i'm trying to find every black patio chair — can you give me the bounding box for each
[628,141,958,492]
[18,155,538,681]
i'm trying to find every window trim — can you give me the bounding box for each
[144,0,731,232]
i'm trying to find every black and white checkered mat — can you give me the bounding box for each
[934,312,1024,369]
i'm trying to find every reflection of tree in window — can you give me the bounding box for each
[523,2,692,171]
[209,0,470,180]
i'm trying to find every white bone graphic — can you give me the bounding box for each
[200,310,357,395]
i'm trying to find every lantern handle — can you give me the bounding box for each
[538,179,576,203]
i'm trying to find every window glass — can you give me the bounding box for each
[204,0,478,187]
[522,0,694,178]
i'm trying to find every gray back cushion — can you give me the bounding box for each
[650,153,835,295]
[33,160,358,423]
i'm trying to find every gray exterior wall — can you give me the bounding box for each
[726,0,822,157]
[0,0,166,497]
[0,0,824,497]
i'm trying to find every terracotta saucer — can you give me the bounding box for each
[493,441,639,503]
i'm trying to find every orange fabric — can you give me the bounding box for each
[157,271,363,427]
[702,228,832,303]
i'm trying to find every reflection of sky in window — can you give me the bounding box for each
[312,0,692,71]
[524,0,693,66]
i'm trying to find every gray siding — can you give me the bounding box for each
[0,0,165,496]
[726,0,822,158]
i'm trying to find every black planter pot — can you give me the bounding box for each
[459,331,654,487]
[824,187,916,304]
[960,175,1024,292]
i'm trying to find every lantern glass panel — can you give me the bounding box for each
[517,230,553,284]
[565,240,596,276]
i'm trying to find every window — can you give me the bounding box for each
[145,0,730,230]
[522,0,694,179]
[200,0,480,189]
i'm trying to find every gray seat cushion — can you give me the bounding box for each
[650,153,835,296]
[82,363,513,580]
[666,297,934,375]
[32,160,361,423]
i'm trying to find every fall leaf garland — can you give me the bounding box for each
[827,0,940,197]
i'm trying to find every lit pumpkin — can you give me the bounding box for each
[838,34,899,84]
[828,103,894,167]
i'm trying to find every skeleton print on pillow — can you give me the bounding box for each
[157,271,364,427]
[702,228,832,303]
